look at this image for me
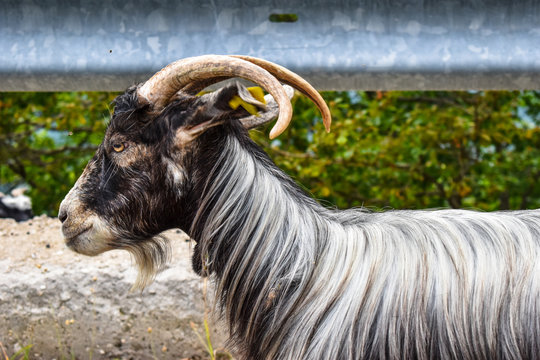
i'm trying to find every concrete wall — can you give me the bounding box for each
[0,216,229,359]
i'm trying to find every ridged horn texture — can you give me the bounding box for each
[230,55,332,133]
[137,55,290,138]
[137,55,332,138]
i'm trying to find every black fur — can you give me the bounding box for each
[77,85,257,253]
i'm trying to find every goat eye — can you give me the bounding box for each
[112,143,125,152]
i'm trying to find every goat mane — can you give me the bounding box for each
[188,129,540,359]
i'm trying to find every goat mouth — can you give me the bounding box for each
[64,226,92,246]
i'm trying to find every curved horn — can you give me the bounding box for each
[230,55,332,133]
[137,55,293,139]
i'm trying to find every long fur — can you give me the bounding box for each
[126,234,170,291]
[61,84,540,359]
[189,132,540,360]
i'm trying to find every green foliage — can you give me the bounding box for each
[252,90,540,211]
[0,92,117,215]
[1,90,540,216]
[0,342,32,360]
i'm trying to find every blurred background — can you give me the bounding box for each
[2,90,540,217]
[2,1,540,217]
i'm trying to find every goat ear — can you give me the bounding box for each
[198,81,268,120]
[178,82,270,140]
[240,84,294,130]
[228,84,267,116]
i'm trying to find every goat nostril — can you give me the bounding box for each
[58,209,68,223]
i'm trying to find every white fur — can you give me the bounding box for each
[194,136,540,359]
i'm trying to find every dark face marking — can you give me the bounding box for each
[58,82,262,281]
[78,90,190,242]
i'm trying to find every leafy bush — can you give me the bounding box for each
[253,90,540,211]
[0,92,117,215]
[1,90,540,216]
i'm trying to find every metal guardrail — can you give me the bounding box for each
[1,0,539,91]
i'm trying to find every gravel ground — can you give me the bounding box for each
[0,216,230,360]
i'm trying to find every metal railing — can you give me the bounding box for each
[1,0,539,91]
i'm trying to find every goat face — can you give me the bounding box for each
[59,88,177,256]
[59,84,259,256]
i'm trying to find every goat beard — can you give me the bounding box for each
[123,235,171,291]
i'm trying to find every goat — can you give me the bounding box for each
[59,55,540,360]
[0,188,33,221]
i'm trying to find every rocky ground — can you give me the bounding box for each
[0,216,230,360]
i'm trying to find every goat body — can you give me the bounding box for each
[191,129,540,359]
[59,56,540,360]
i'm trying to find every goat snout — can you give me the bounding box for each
[58,207,68,223]
[58,191,114,256]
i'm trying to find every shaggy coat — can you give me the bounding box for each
[191,125,540,359]
[59,75,540,360]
